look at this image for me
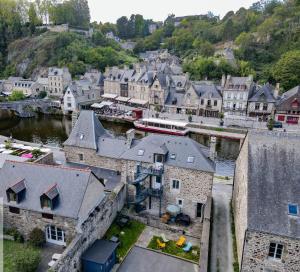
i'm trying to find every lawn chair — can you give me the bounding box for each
[160,233,169,243]
[183,242,192,252]
[156,238,166,249]
[176,236,186,247]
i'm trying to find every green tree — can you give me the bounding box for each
[273,50,300,90]
[28,3,40,34]
[8,90,25,101]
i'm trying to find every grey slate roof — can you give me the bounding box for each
[192,81,222,99]
[64,111,109,150]
[165,87,185,106]
[81,239,118,264]
[121,134,215,172]
[248,84,276,103]
[0,161,105,220]
[244,131,300,239]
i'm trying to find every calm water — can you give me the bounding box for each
[0,114,239,176]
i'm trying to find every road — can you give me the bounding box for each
[210,180,234,272]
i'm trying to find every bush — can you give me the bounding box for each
[31,149,43,158]
[15,249,40,272]
[5,228,24,243]
[28,228,45,247]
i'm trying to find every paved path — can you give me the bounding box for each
[210,181,234,272]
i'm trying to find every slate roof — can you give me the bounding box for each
[81,239,118,264]
[64,111,109,150]
[0,161,105,220]
[276,85,300,111]
[165,87,185,106]
[192,81,222,99]
[248,84,276,103]
[242,131,300,239]
[66,111,215,172]
[121,134,215,172]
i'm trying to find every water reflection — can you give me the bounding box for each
[0,115,239,176]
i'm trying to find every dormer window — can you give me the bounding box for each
[6,179,26,204]
[154,154,164,163]
[40,184,59,210]
[187,156,195,163]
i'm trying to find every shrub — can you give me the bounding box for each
[31,149,43,158]
[5,228,24,243]
[15,249,40,272]
[28,228,45,247]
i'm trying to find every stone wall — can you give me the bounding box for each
[64,146,122,171]
[3,206,77,242]
[122,160,213,220]
[52,190,124,272]
[241,230,300,272]
[233,135,249,267]
[34,152,54,165]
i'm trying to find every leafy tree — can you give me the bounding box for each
[193,39,214,57]
[28,3,40,34]
[8,90,25,101]
[273,50,300,90]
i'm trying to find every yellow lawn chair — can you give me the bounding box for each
[176,236,186,247]
[156,238,166,249]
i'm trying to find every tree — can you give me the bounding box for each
[273,50,300,90]
[8,90,25,101]
[28,3,40,34]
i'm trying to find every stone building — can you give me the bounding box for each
[247,83,278,120]
[275,85,300,125]
[183,81,222,117]
[0,160,105,245]
[48,67,72,97]
[222,75,254,116]
[233,131,300,271]
[64,110,215,220]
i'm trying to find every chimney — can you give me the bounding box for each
[221,74,226,88]
[209,136,217,161]
[274,83,280,98]
[126,129,135,149]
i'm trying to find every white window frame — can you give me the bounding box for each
[176,198,184,208]
[268,242,284,261]
[170,179,181,193]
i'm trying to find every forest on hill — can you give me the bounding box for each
[0,0,300,91]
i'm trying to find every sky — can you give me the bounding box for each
[88,0,256,23]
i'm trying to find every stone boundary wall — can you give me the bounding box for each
[199,196,212,272]
[122,210,203,239]
[52,187,125,272]
[34,152,54,165]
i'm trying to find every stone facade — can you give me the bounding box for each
[3,206,77,243]
[64,146,122,171]
[233,136,249,266]
[48,67,72,97]
[241,230,300,272]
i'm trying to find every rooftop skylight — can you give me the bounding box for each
[187,156,195,163]
[138,149,145,156]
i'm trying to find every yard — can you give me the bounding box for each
[147,236,200,263]
[104,219,145,260]
[3,239,41,272]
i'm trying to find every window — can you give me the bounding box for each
[42,213,53,220]
[200,99,204,105]
[138,149,144,156]
[154,154,164,163]
[268,243,283,260]
[7,191,17,202]
[263,103,268,111]
[187,156,194,163]
[171,179,180,191]
[288,204,298,215]
[214,100,217,106]
[170,153,176,160]
[78,153,84,161]
[9,206,20,214]
[41,198,51,209]
[177,198,183,208]
[255,103,260,110]
[67,103,72,108]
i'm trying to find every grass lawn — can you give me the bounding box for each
[148,236,200,263]
[104,220,145,260]
[3,239,41,272]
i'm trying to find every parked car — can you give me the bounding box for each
[273,121,283,128]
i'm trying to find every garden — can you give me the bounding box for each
[3,228,45,272]
[148,235,200,263]
[104,218,145,261]
[0,141,50,161]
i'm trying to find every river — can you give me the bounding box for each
[0,114,239,176]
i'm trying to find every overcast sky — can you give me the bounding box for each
[88,0,256,23]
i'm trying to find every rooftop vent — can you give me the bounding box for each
[138,149,144,156]
[80,134,84,140]
[187,156,194,163]
[170,154,176,160]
